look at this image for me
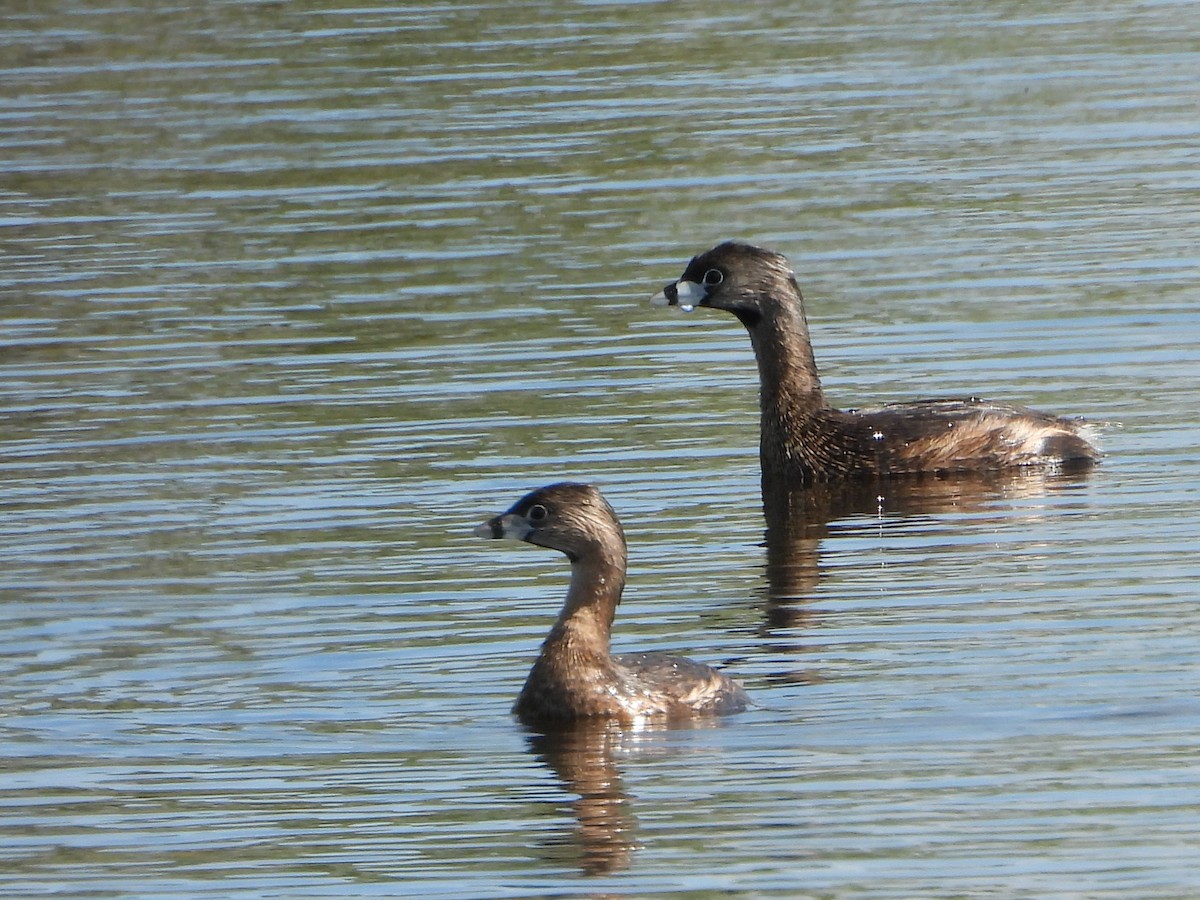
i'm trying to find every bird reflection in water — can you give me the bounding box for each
[523,716,723,875]
[523,717,637,875]
[758,468,1096,680]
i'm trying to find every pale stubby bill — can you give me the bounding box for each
[473,513,533,541]
[649,279,706,313]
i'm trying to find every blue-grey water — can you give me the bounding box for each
[3,1,1199,897]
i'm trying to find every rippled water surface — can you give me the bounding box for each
[3,1,1199,897]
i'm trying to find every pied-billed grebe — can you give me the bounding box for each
[474,482,749,725]
[652,241,1100,484]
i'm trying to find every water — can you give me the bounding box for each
[3,1,1199,896]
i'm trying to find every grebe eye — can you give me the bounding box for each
[702,268,724,286]
[527,504,548,523]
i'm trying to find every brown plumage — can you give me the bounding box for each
[472,487,744,724]
[653,241,1100,485]
[474,482,749,725]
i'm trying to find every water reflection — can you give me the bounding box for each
[524,719,638,875]
[759,469,1095,643]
